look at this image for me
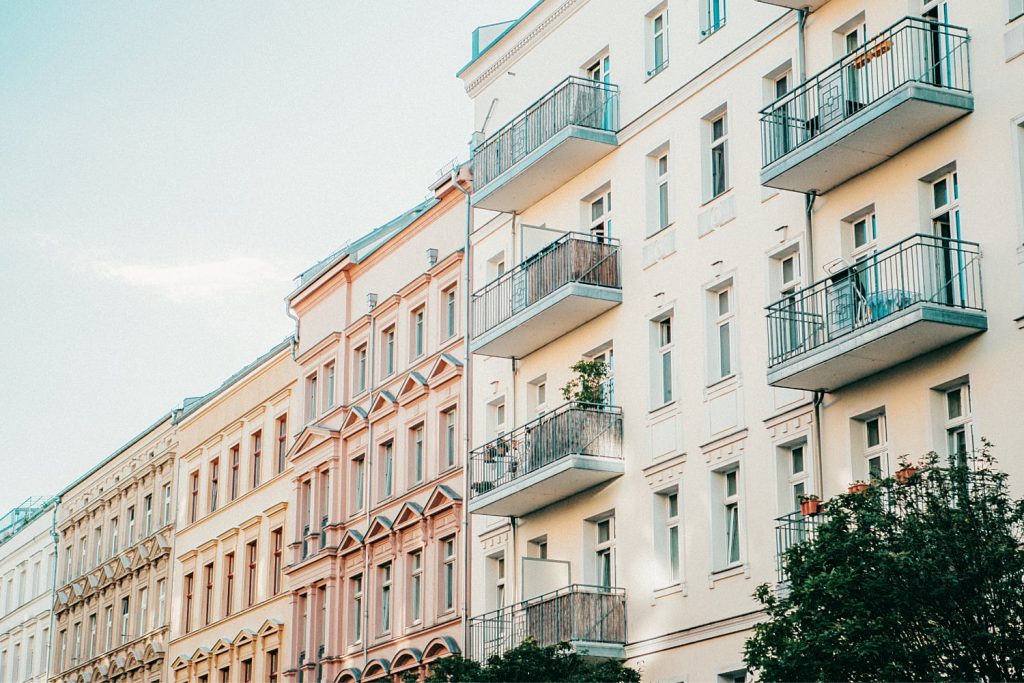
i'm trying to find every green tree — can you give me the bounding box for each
[560,358,608,404]
[744,444,1024,682]
[423,638,640,683]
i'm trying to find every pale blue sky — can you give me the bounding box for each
[0,1,534,512]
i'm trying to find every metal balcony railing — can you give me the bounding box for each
[472,76,620,191]
[760,17,971,167]
[766,234,983,367]
[469,402,623,500]
[469,584,626,663]
[775,510,829,583]
[471,233,621,340]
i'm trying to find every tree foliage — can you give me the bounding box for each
[422,638,640,683]
[744,444,1024,682]
[560,358,608,404]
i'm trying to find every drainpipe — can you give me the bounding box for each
[285,302,300,360]
[450,168,474,653]
[361,307,378,673]
[45,496,61,683]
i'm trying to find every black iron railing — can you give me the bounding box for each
[469,402,622,500]
[760,17,971,167]
[469,584,626,662]
[471,233,621,341]
[766,234,983,367]
[473,76,620,191]
[775,510,829,582]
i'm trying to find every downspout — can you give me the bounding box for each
[450,169,474,653]
[45,496,61,682]
[285,301,300,360]
[361,309,378,673]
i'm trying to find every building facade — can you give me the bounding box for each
[0,497,57,683]
[51,416,177,683]
[283,172,469,683]
[458,0,1024,680]
[168,340,297,683]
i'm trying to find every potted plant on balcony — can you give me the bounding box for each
[560,358,608,405]
[895,457,920,484]
[799,494,823,517]
[848,481,870,494]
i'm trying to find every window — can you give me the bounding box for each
[782,443,809,514]
[382,326,396,377]
[163,483,172,525]
[412,307,425,359]
[410,424,425,486]
[659,489,681,583]
[127,506,135,544]
[859,413,888,479]
[220,667,231,683]
[203,562,214,625]
[319,471,329,545]
[653,317,674,406]
[1012,0,1024,21]
[381,441,394,499]
[65,544,72,582]
[267,650,279,683]
[138,586,148,635]
[649,9,668,76]
[72,621,82,663]
[711,286,735,381]
[325,363,336,409]
[144,494,152,536]
[57,630,66,670]
[442,536,457,612]
[931,172,965,306]
[230,445,240,500]
[489,554,507,610]
[110,517,118,556]
[718,670,747,683]
[355,345,368,393]
[944,383,973,465]
[353,456,366,512]
[701,0,727,36]
[379,562,392,633]
[94,526,103,565]
[409,551,423,625]
[224,552,235,616]
[189,471,200,523]
[277,415,288,474]
[104,605,114,650]
[708,112,729,198]
[272,528,283,595]
[246,540,258,606]
[655,152,670,232]
[718,467,742,567]
[351,575,363,643]
[157,578,166,626]
[852,212,877,252]
[595,517,615,588]
[184,572,194,633]
[79,536,86,573]
[251,431,263,488]
[209,459,219,513]
[444,287,458,339]
[120,596,130,644]
[443,407,457,468]
[773,247,803,355]
[588,189,613,238]
[242,659,253,683]
[306,373,318,420]
[88,613,97,658]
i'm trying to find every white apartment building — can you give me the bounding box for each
[0,498,57,683]
[458,1,1024,680]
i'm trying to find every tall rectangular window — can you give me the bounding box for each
[443,408,457,468]
[272,528,283,595]
[94,526,103,565]
[650,10,668,76]
[353,457,366,512]
[267,650,279,683]
[143,494,152,536]
[277,415,288,473]
[712,286,735,381]
[104,605,113,650]
[409,550,423,625]
[306,373,318,420]
[230,445,240,500]
[595,518,615,588]
[351,575,363,643]
[709,113,728,198]
[251,431,262,488]
[127,506,135,544]
[722,468,741,566]
[412,307,425,359]
[381,441,394,499]
[702,0,727,36]
[355,345,368,393]
[138,586,148,635]
[325,363,336,409]
[157,578,166,626]
[442,537,456,612]
[209,459,219,513]
[661,490,681,582]
[862,414,887,479]
[120,596,130,644]
[189,471,200,523]
[203,562,214,625]
[783,444,808,514]
[654,317,674,406]
[379,562,392,634]
[944,383,973,465]
[88,613,97,658]
[382,326,396,377]
[444,287,457,339]
[162,483,172,526]
[657,153,670,230]
[109,517,118,557]
[246,541,258,606]
[224,552,235,616]
[410,424,425,485]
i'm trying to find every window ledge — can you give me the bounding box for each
[653,581,687,599]
[645,222,675,240]
[708,562,748,587]
[648,400,677,417]
[699,23,727,44]
[701,187,734,208]
[705,373,740,397]
[645,62,670,83]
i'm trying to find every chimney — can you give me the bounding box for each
[427,248,439,267]
[367,293,378,310]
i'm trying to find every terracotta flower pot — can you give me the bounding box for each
[848,482,869,494]
[800,498,823,516]
[895,466,919,484]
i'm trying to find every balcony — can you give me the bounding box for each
[469,585,627,662]
[756,0,831,10]
[472,76,620,212]
[468,402,623,517]
[766,234,985,391]
[471,233,621,358]
[775,510,828,583]
[760,18,972,193]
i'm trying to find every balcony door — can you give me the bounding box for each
[930,172,965,307]
[922,1,953,87]
[584,55,613,130]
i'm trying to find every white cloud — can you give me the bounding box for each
[86,255,292,302]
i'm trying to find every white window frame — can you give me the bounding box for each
[412,307,425,359]
[351,575,363,644]
[653,316,674,408]
[306,373,318,422]
[589,190,613,238]
[379,562,392,634]
[784,443,809,515]
[325,362,336,409]
[710,285,736,382]
[944,383,973,465]
[442,536,457,613]
[595,516,616,588]
[648,8,669,77]
[709,112,729,199]
[409,550,423,625]
[863,414,888,479]
[701,0,727,37]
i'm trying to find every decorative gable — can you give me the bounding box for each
[338,529,365,555]
[365,515,393,543]
[342,406,368,431]
[427,352,464,385]
[369,390,398,419]
[423,484,463,516]
[396,372,428,403]
[393,502,424,530]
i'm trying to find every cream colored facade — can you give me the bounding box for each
[284,174,469,683]
[51,416,177,683]
[0,498,57,683]
[459,1,1024,681]
[168,341,297,683]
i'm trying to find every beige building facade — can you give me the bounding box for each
[167,339,297,683]
[0,497,58,683]
[284,173,469,683]
[458,0,1024,680]
[51,416,178,683]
